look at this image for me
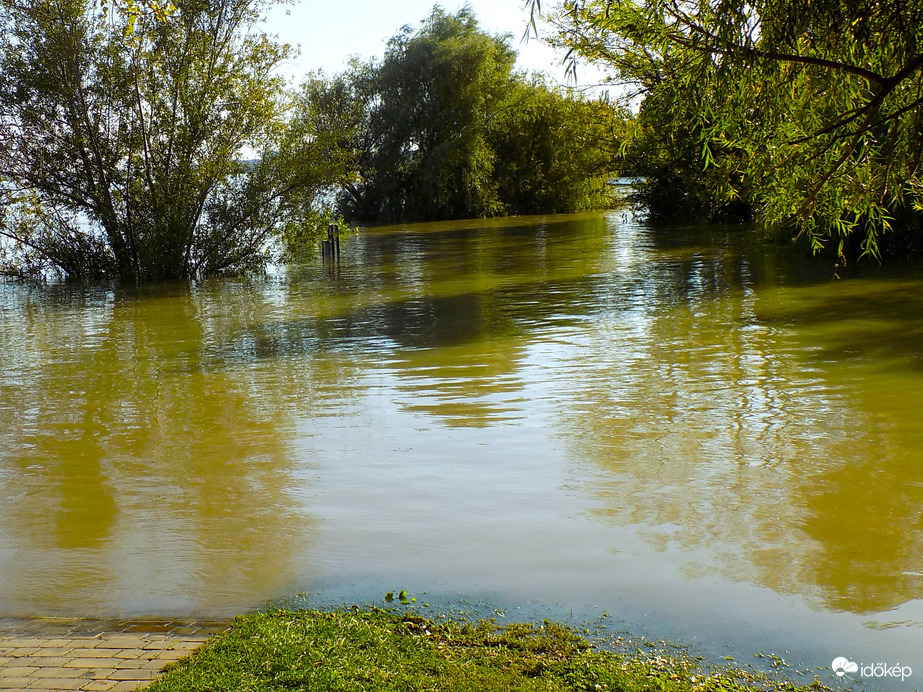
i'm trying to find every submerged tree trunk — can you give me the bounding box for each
[0,0,321,282]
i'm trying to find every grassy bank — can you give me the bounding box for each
[146,608,826,691]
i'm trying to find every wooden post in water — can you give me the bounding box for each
[322,224,340,274]
[322,223,340,262]
[329,224,340,258]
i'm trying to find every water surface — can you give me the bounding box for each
[1,211,922,686]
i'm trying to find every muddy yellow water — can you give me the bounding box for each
[1,211,922,681]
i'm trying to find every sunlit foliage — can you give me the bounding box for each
[534,0,923,259]
[0,0,331,281]
[300,8,623,223]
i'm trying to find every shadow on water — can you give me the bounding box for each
[555,221,923,618]
[229,273,609,360]
[72,215,609,366]
[0,281,321,615]
[754,280,923,368]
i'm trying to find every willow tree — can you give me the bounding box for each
[488,76,622,215]
[357,7,518,222]
[298,8,622,223]
[0,0,320,282]
[534,0,923,259]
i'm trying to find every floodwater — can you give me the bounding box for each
[1,211,922,687]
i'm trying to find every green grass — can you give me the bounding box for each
[147,608,827,692]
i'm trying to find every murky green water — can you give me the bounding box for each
[2,211,922,683]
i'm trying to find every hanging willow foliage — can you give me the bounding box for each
[533,0,923,259]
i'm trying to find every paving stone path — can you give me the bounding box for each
[0,617,229,692]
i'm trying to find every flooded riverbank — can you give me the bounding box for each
[1,211,921,689]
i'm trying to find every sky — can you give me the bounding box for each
[261,0,597,87]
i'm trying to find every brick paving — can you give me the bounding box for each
[0,618,229,692]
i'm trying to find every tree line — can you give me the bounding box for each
[4,0,920,283]
[0,1,621,282]
[297,8,621,224]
